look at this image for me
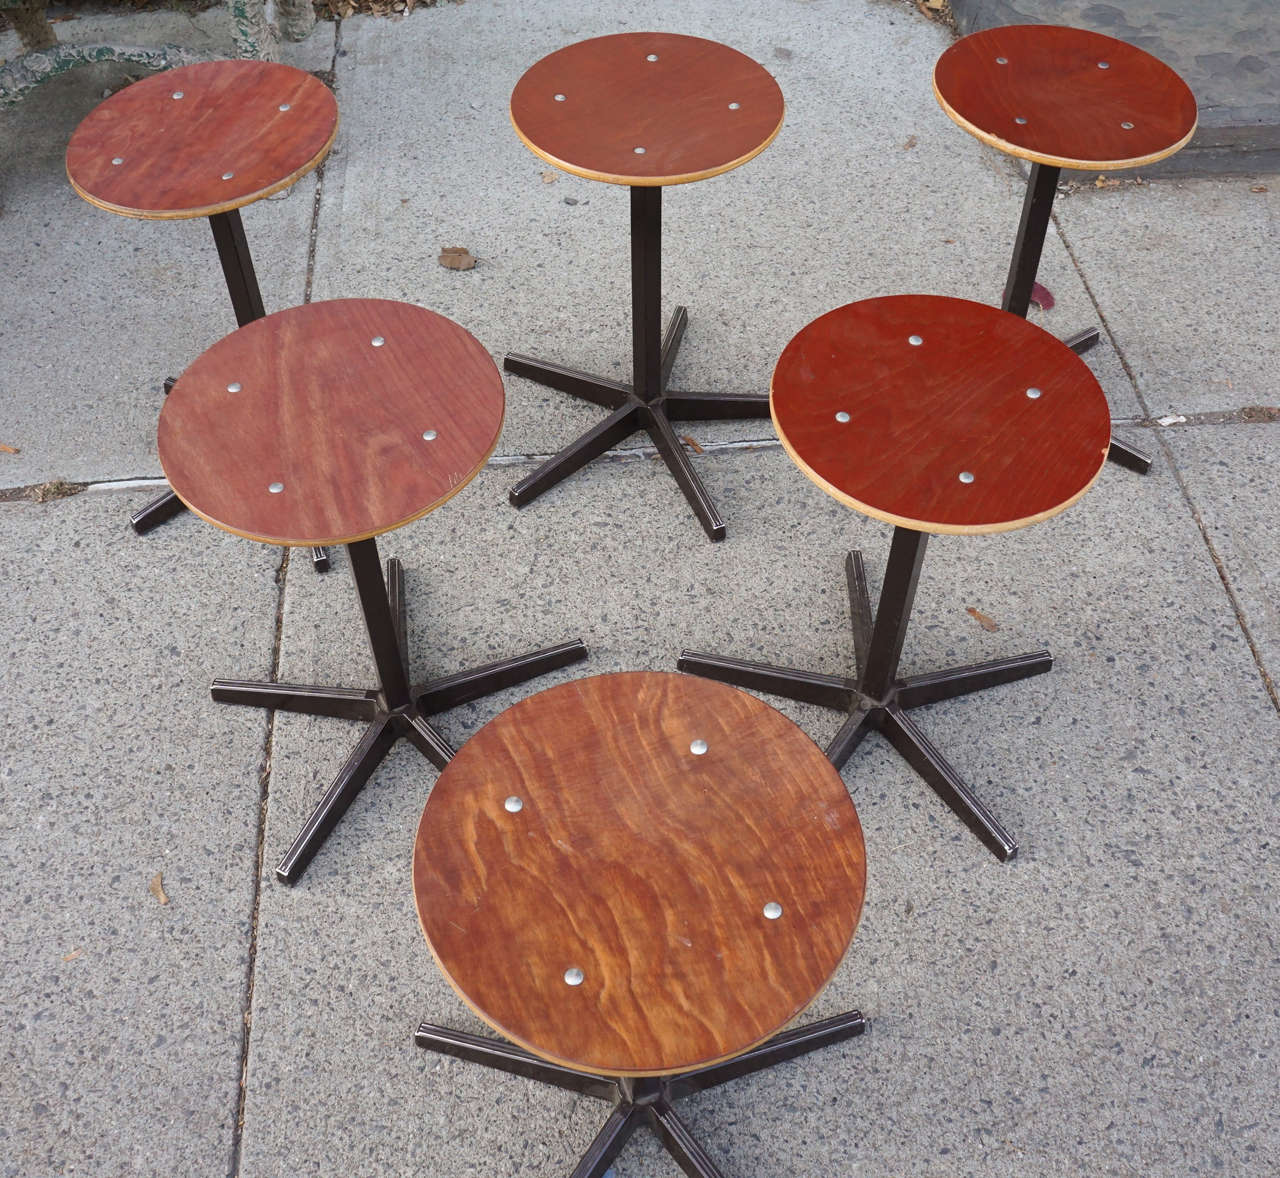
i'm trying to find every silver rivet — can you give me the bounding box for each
[763,902,783,920]
[1015,116,1028,125]
[268,482,284,493]
[172,91,184,100]
[1098,61,1110,69]
[908,335,923,346]
[959,471,975,484]
[227,382,242,393]
[1026,387,1042,399]
[835,411,851,423]
[1121,121,1134,130]
[422,429,438,441]
[278,103,291,112]
[221,171,234,180]
[554,93,566,102]
[646,54,659,62]
[504,796,523,813]
[371,336,385,347]
[111,157,124,165]
[728,102,741,110]
[564,967,584,986]
[690,739,708,756]
[996,56,1008,65]
[634,146,646,154]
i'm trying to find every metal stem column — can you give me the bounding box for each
[630,186,663,403]
[859,527,928,701]
[1001,161,1060,319]
[346,537,411,710]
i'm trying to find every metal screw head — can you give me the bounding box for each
[1098,61,1110,69]
[564,967,584,986]
[646,54,659,62]
[111,157,124,165]
[835,411,851,423]
[1121,121,1134,130]
[172,91,185,100]
[221,171,235,180]
[1015,116,1028,125]
[908,334,923,346]
[422,429,438,441]
[371,336,385,347]
[1026,387,1042,399]
[728,102,741,110]
[268,482,284,493]
[959,471,975,484]
[690,739,708,756]
[504,796,523,813]
[227,382,242,393]
[279,103,292,112]
[763,902,783,920]
[554,93,566,102]
[634,146,646,154]
[996,56,1008,65]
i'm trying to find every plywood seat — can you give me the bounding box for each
[681,296,1112,862]
[66,59,337,220]
[165,299,587,884]
[414,671,868,1176]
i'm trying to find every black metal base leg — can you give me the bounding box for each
[676,651,856,711]
[1064,326,1100,355]
[1107,433,1153,474]
[130,489,188,535]
[213,543,587,882]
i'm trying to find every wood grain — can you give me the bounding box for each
[770,295,1111,534]
[933,24,1196,171]
[66,60,338,220]
[413,671,866,1078]
[158,299,504,547]
[510,33,784,186]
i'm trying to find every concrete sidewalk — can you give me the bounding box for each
[1,2,1277,1175]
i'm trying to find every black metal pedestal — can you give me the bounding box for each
[505,186,771,542]
[416,1010,866,1178]
[130,208,331,572]
[680,529,1053,861]
[211,537,587,882]
[1004,160,1151,475]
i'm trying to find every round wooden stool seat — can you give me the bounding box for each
[158,298,503,548]
[933,24,1196,171]
[414,671,866,1077]
[66,60,338,220]
[510,32,784,186]
[770,294,1112,534]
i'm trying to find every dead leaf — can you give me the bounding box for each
[438,247,477,271]
[903,135,917,150]
[680,435,704,454]
[149,873,169,905]
[63,949,82,962]
[0,442,19,454]
[966,607,999,632]
[30,480,85,503]
[1095,175,1123,189]
[1030,282,1055,311]
[541,171,558,184]
[1251,185,1269,193]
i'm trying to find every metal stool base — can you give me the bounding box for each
[415,1010,867,1178]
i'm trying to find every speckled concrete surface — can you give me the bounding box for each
[1,1,1277,1175]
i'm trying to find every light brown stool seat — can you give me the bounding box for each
[159,299,586,882]
[67,59,339,562]
[414,671,867,1176]
[503,33,785,541]
[932,24,1197,478]
[681,295,1111,861]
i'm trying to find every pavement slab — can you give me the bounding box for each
[236,440,1277,1176]
[0,489,279,1176]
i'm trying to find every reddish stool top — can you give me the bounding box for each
[413,671,866,1077]
[933,24,1196,171]
[510,32,784,186]
[770,295,1112,534]
[66,60,338,220]
[158,299,504,548]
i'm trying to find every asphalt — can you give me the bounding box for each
[1,2,1277,1176]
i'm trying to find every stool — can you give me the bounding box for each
[157,298,588,883]
[504,33,784,541]
[414,671,867,1178]
[932,24,1197,475]
[680,295,1113,861]
[67,59,339,571]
